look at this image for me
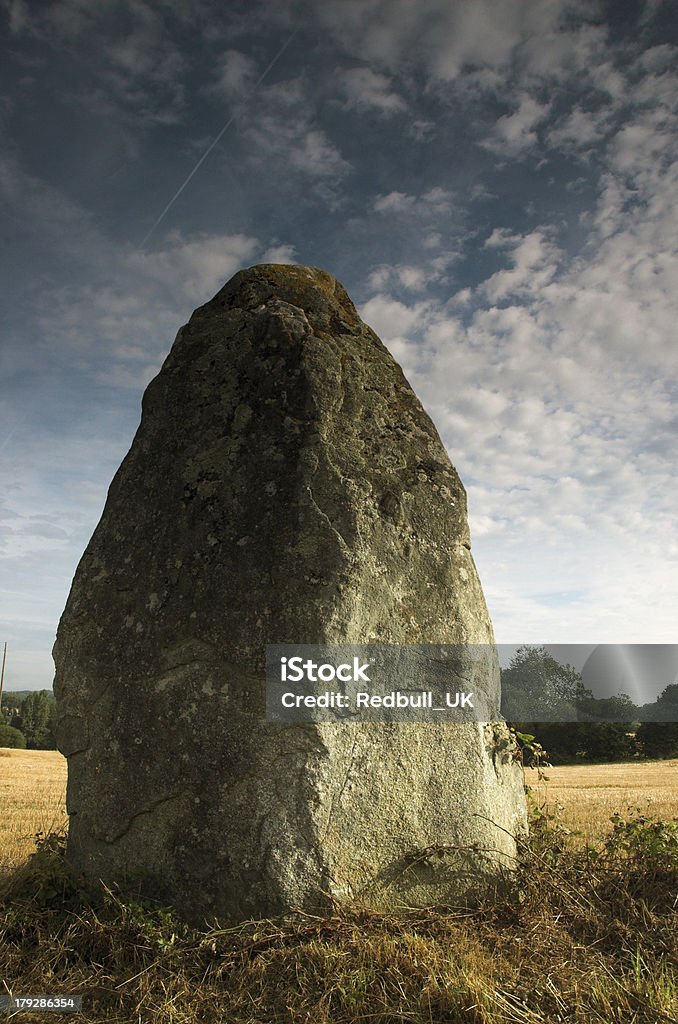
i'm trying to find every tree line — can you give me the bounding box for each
[503,645,678,762]
[2,653,678,762]
[0,690,56,749]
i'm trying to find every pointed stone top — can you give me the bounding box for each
[203,263,362,329]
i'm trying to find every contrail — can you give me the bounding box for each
[140,29,299,249]
[0,428,17,455]
[0,413,27,456]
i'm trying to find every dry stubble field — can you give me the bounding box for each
[1,748,676,879]
[0,748,68,883]
[529,757,678,840]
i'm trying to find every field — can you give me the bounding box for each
[0,748,67,882]
[529,758,678,841]
[1,749,677,1023]
[1,749,676,877]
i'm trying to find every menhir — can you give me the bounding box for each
[54,264,527,925]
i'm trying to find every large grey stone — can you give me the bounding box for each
[54,264,527,925]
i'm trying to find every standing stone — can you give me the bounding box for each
[54,264,526,925]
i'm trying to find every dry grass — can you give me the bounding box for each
[0,748,67,882]
[1,817,676,1023]
[1,751,676,1022]
[529,758,678,843]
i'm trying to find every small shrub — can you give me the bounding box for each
[3,831,79,911]
[599,813,678,905]
[0,724,26,748]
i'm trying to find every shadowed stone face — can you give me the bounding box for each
[53,263,527,925]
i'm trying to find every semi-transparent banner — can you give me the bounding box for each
[265,644,678,723]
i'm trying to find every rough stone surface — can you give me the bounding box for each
[54,264,527,925]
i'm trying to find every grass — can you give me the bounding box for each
[1,749,677,1023]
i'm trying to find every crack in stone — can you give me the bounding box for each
[305,483,351,556]
[103,792,185,844]
[322,736,359,842]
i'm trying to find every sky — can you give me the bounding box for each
[1,0,677,691]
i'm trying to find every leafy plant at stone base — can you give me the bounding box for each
[2,831,77,912]
[585,814,678,913]
[508,726,551,774]
[0,723,26,748]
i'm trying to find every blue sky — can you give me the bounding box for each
[1,0,677,690]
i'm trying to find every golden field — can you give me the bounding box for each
[0,747,68,882]
[529,757,678,841]
[0,748,676,878]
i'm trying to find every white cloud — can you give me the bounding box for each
[355,78,678,641]
[0,152,106,265]
[202,60,354,199]
[7,0,187,125]
[312,0,608,93]
[367,248,461,295]
[608,111,675,177]
[374,191,416,213]
[360,294,431,338]
[339,66,407,115]
[315,0,529,78]
[212,49,257,98]
[126,231,259,301]
[637,43,675,72]
[368,264,427,293]
[359,294,433,377]
[483,94,550,156]
[4,0,677,680]
[35,231,261,389]
[261,243,297,264]
[243,109,350,196]
[481,230,560,302]
[3,0,28,33]
[373,187,453,215]
[547,106,611,153]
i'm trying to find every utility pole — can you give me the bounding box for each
[0,642,6,719]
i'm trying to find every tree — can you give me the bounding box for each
[502,650,639,764]
[576,692,640,722]
[1,693,25,729]
[18,691,56,749]
[636,722,678,759]
[501,645,588,721]
[515,721,637,764]
[522,722,582,763]
[0,723,27,748]
[576,722,637,761]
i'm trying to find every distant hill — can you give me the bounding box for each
[1,689,55,702]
